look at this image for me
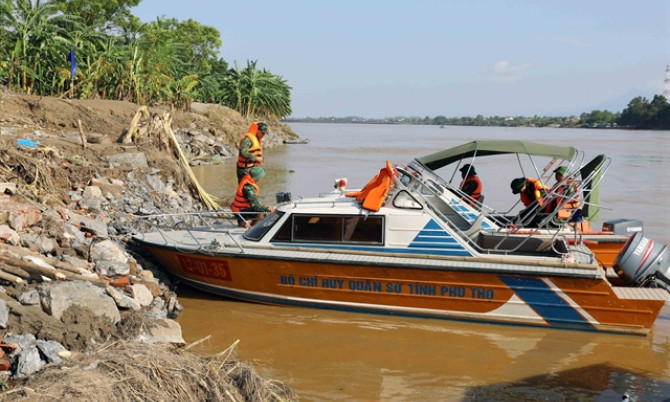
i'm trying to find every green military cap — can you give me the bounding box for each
[510,177,526,194]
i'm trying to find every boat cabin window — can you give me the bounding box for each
[244,211,285,241]
[272,214,384,244]
[398,169,413,186]
[392,190,423,210]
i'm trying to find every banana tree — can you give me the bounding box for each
[220,60,292,119]
[0,0,76,92]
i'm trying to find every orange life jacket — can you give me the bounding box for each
[237,123,263,169]
[520,177,550,209]
[460,175,482,206]
[346,161,396,212]
[231,174,259,212]
[555,178,580,219]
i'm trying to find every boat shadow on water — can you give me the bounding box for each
[462,363,670,401]
[172,289,670,400]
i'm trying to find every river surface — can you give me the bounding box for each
[182,124,670,401]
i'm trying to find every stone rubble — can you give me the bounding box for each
[0,123,268,383]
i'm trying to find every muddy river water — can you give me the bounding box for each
[184,124,669,400]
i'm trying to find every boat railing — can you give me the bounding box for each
[483,157,610,262]
[508,155,611,233]
[292,197,352,207]
[133,210,266,253]
[395,170,573,257]
[403,162,497,216]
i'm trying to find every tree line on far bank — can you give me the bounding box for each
[0,0,292,119]
[288,94,670,130]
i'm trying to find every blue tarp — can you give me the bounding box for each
[17,139,40,148]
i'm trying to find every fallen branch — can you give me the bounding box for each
[161,112,221,210]
[0,253,65,280]
[120,106,150,144]
[184,335,212,351]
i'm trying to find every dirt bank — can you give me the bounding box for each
[0,91,298,203]
[0,91,297,400]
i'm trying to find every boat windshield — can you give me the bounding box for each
[244,211,285,241]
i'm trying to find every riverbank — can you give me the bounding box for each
[0,91,296,400]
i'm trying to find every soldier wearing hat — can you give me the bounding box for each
[458,164,482,207]
[236,122,269,183]
[231,166,273,228]
[510,177,550,207]
[510,176,551,226]
[553,166,577,197]
[552,165,580,221]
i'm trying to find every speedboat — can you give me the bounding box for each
[133,150,670,336]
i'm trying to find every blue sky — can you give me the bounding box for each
[131,0,669,118]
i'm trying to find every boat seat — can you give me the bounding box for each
[422,194,471,230]
[477,232,567,255]
[462,214,485,241]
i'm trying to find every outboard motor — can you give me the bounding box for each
[613,232,670,292]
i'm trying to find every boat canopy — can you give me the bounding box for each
[415,140,578,171]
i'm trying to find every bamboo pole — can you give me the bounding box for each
[161,112,222,210]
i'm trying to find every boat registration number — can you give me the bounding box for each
[177,255,232,281]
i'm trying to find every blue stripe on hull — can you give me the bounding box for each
[411,236,460,244]
[408,219,472,256]
[499,276,594,330]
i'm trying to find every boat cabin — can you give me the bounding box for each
[241,162,585,263]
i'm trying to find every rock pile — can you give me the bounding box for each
[0,170,188,381]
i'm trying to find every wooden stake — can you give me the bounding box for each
[0,262,30,279]
[0,253,107,286]
[78,119,87,149]
[0,269,23,284]
[0,243,89,274]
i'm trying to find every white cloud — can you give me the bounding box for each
[484,60,533,83]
